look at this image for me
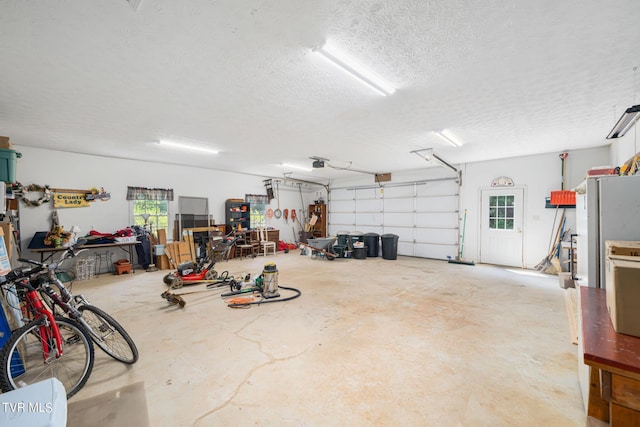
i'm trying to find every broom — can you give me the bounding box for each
[448,209,475,266]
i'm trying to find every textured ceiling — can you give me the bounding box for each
[1,0,639,182]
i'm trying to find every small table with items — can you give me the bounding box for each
[581,286,640,425]
[28,234,139,272]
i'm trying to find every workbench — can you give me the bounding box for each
[581,286,640,425]
[30,241,139,271]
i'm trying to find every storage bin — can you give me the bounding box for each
[0,149,21,183]
[114,259,132,275]
[550,190,576,205]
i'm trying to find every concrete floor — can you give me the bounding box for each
[64,252,586,426]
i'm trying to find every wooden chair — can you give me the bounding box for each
[258,227,276,256]
[234,231,255,259]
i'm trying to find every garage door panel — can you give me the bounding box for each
[384,212,412,226]
[355,188,381,200]
[397,241,414,256]
[383,186,414,198]
[383,197,413,212]
[358,225,383,234]
[415,228,457,245]
[330,212,354,227]
[383,226,413,241]
[415,243,455,260]
[355,198,382,212]
[416,181,457,197]
[330,178,459,260]
[355,212,383,227]
[331,200,354,212]
[415,212,458,228]
[416,195,458,212]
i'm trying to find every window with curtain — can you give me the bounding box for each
[127,187,173,233]
[246,194,268,228]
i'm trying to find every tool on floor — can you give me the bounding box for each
[220,262,302,308]
[448,209,475,266]
[163,231,240,289]
[299,242,336,260]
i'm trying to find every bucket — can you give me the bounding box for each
[353,247,367,259]
[154,245,165,255]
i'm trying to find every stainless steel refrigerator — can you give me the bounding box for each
[576,174,640,288]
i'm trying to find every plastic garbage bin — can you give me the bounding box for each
[381,234,399,260]
[363,233,380,257]
[348,231,363,250]
[336,231,350,247]
[353,247,366,259]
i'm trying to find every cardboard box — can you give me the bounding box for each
[156,254,170,270]
[606,255,640,337]
[0,222,13,260]
[606,240,640,257]
[0,136,11,150]
[0,226,11,275]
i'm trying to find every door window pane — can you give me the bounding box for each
[488,195,515,230]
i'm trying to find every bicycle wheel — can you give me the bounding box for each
[0,316,94,398]
[78,304,139,364]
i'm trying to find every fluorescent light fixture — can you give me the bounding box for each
[606,104,640,139]
[281,163,312,172]
[435,130,463,147]
[312,41,395,96]
[157,140,219,155]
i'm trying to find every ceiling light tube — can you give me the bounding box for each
[312,42,395,96]
[158,140,219,155]
[281,163,312,172]
[435,130,463,147]
[606,104,640,139]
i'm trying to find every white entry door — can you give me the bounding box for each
[480,188,524,267]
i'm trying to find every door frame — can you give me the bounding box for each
[478,186,526,268]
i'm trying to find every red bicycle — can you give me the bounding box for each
[0,265,94,398]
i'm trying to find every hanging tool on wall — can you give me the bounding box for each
[273,181,282,219]
[559,152,569,190]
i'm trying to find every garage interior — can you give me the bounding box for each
[1,1,640,426]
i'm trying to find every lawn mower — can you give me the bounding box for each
[163,231,241,289]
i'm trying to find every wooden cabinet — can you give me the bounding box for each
[225,201,250,233]
[309,204,327,238]
[581,286,640,425]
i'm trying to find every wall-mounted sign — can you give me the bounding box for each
[85,187,111,201]
[491,176,514,187]
[53,193,90,208]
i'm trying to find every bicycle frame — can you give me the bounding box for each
[14,277,64,360]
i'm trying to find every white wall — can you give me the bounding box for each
[13,146,322,260]
[609,130,639,169]
[12,145,613,269]
[330,146,610,269]
[460,147,609,268]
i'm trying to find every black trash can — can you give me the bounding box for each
[363,233,380,257]
[381,234,399,260]
[353,247,367,259]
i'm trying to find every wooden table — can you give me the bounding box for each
[30,241,140,271]
[581,286,640,425]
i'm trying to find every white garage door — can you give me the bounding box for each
[328,177,459,259]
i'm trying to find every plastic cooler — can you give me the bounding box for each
[0,378,67,427]
[0,149,21,183]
